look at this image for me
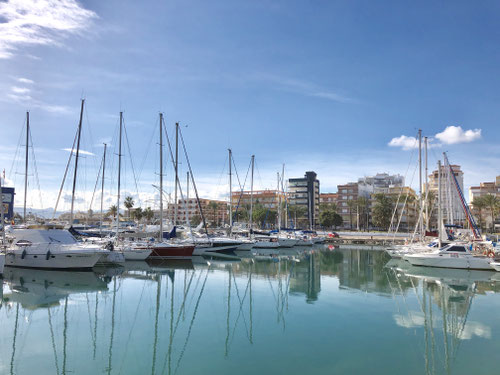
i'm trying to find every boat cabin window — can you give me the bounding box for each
[446,246,467,252]
[16,240,32,246]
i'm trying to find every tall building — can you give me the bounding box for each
[469,176,500,203]
[167,198,227,226]
[469,176,500,230]
[288,171,320,228]
[358,173,404,195]
[426,164,465,226]
[336,182,358,229]
[230,189,284,210]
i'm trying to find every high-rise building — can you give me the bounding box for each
[426,164,465,226]
[288,171,320,228]
[358,173,404,195]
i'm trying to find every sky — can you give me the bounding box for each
[1,0,499,214]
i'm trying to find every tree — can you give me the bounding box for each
[108,205,117,219]
[124,196,134,220]
[252,205,277,228]
[320,202,338,213]
[482,194,500,233]
[332,213,343,229]
[372,194,394,231]
[356,196,370,231]
[346,200,357,230]
[472,196,485,232]
[190,214,202,226]
[132,207,143,224]
[319,210,336,229]
[208,201,219,227]
[143,207,154,224]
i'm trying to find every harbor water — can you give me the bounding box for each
[1,246,500,375]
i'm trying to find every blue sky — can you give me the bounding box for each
[0,0,499,212]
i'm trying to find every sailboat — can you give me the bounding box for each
[404,156,495,270]
[135,116,195,258]
[5,108,106,270]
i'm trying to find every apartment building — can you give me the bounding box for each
[288,171,320,228]
[167,198,227,226]
[336,182,358,229]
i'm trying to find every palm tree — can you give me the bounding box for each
[143,207,154,224]
[356,196,370,231]
[472,196,486,232]
[108,205,117,220]
[346,200,357,230]
[208,201,218,227]
[133,207,143,224]
[124,196,134,220]
[481,194,499,233]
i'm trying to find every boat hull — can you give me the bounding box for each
[123,248,151,260]
[404,253,493,270]
[5,251,102,270]
[0,253,5,275]
[278,238,299,247]
[147,245,195,259]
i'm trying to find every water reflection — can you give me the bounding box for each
[1,247,500,375]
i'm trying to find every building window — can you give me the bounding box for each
[342,209,348,213]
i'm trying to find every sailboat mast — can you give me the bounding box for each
[70,99,84,227]
[185,171,190,226]
[159,113,164,241]
[281,164,285,228]
[418,129,423,240]
[228,149,233,231]
[23,111,29,222]
[249,155,254,235]
[116,111,123,240]
[438,159,442,247]
[100,143,107,236]
[1,174,5,246]
[277,172,281,231]
[424,136,429,231]
[174,122,179,226]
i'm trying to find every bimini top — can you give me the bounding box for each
[13,229,78,245]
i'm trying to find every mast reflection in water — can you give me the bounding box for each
[1,247,500,375]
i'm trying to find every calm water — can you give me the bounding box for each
[2,246,500,375]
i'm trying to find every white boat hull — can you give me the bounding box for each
[253,241,280,249]
[490,262,500,272]
[122,248,151,260]
[404,253,493,270]
[96,251,125,265]
[5,250,102,269]
[278,238,299,247]
[0,253,5,275]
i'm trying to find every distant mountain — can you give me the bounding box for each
[14,207,67,219]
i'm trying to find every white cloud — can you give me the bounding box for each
[435,126,481,145]
[11,86,30,94]
[389,125,481,151]
[17,77,34,84]
[0,0,97,59]
[62,148,94,156]
[388,135,419,150]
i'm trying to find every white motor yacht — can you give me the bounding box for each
[404,243,494,270]
[5,229,105,269]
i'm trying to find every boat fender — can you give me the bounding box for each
[46,250,51,260]
[21,249,27,259]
